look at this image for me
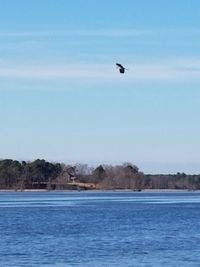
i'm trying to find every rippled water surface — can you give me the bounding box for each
[0,191,200,267]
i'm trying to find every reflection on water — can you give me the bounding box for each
[0,191,200,267]
[1,191,200,207]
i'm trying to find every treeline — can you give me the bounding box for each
[0,159,200,190]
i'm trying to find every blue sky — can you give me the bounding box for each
[0,0,200,173]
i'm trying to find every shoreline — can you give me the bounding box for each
[0,189,198,193]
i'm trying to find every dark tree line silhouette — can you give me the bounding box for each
[0,159,200,190]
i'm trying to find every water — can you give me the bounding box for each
[0,191,200,267]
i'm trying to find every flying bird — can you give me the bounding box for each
[116,63,126,74]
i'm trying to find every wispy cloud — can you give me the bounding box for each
[0,28,199,38]
[0,58,200,82]
[0,64,109,79]
[0,29,152,38]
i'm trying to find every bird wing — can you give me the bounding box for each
[116,63,124,69]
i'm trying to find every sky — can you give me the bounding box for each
[0,0,200,173]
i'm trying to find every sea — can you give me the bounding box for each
[0,191,200,267]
